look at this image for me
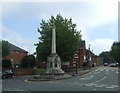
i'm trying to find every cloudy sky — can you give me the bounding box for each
[1,0,118,55]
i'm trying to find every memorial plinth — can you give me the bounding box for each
[46,53,64,75]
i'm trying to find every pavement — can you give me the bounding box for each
[67,66,97,77]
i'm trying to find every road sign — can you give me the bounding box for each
[74,54,78,59]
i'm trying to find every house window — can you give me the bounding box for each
[55,63,57,68]
[50,62,52,67]
[84,56,86,60]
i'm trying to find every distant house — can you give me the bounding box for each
[3,43,28,68]
[92,55,103,66]
[69,40,87,68]
[86,49,94,68]
[86,49,103,67]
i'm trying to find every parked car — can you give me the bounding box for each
[109,63,117,67]
[2,70,15,79]
[104,63,108,66]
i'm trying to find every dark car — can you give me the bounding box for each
[2,70,15,79]
[109,63,117,67]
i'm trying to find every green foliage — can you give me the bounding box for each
[35,68,45,74]
[22,55,36,68]
[0,40,11,57]
[99,51,113,63]
[2,59,12,68]
[35,14,82,62]
[110,42,120,63]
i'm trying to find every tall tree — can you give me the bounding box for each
[99,51,113,63]
[35,14,81,62]
[22,55,36,68]
[110,42,120,63]
[0,40,11,57]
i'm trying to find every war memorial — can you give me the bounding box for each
[29,19,71,81]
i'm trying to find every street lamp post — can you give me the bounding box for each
[76,60,77,74]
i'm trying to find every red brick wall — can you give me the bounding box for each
[2,68,36,76]
[5,52,27,64]
[36,58,47,68]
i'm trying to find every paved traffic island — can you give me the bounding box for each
[25,67,97,82]
[26,74,71,82]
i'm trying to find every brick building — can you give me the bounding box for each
[78,40,87,67]
[86,49,103,68]
[92,56,103,66]
[4,43,28,68]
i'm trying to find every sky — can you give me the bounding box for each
[0,0,119,55]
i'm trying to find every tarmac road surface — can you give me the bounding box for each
[2,66,119,92]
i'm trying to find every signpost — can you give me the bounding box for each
[74,54,78,74]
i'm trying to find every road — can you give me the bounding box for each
[2,66,119,92]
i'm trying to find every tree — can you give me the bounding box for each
[35,14,82,62]
[0,40,11,57]
[99,51,113,63]
[22,55,36,68]
[110,42,120,63]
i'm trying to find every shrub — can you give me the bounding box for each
[2,59,12,68]
[35,68,45,74]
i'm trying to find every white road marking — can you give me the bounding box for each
[48,81,58,83]
[90,76,106,84]
[106,70,109,71]
[97,72,100,73]
[89,72,92,74]
[84,83,118,89]
[89,83,97,86]
[106,86,115,89]
[100,70,104,71]
[99,84,107,87]
[95,69,99,72]
[80,76,94,80]
[3,88,30,93]
[74,83,80,85]
[111,85,119,88]
[85,83,97,87]
[95,85,104,88]
[80,83,85,85]
[94,72,97,74]
[116,71,119,73]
